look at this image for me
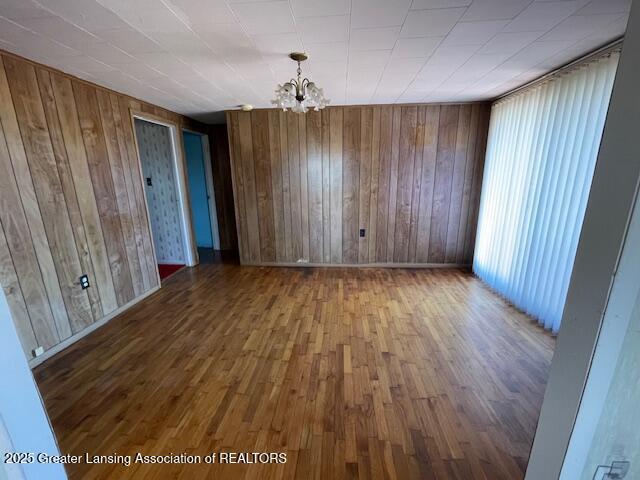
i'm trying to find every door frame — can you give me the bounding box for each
[130,112,198,268]
[184,128,221,250]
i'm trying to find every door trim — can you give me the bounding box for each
[130,112,198,269]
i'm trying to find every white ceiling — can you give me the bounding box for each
[0,0,630,123]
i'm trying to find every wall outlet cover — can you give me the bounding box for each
[33,346,44,357]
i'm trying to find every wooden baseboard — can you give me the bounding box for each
[240,261,472,269]
[29,286,160,369]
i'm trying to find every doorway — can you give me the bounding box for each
[183,130,220,262]
[133,117,195,280]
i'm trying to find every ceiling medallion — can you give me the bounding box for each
[272,52,329,113]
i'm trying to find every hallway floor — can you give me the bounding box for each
[34,265,554,479]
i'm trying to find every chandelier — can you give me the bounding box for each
[271,52,329,113]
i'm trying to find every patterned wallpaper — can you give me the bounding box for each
[135,119,186,264]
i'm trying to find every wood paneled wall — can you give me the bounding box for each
[0,50,212,360]
[209,125,237,251]
[226,104,490,266]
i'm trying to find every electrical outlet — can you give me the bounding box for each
[79,274,90,290]
[33,346,44,357]
[359,228,366,238]
[146,177,152,186]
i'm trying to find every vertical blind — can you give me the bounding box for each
[473,51,620,333]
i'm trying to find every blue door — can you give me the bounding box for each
[184,132,213,248]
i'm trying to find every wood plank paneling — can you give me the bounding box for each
[464,104,491,263]
[446,104,472,263]
[287,113,303,261]
[96,90,144,297]
[386,107,402,263]
[429,105,460,263]
[50,73,119,312]
[251,110,275,262]
[0,118,58,350]
[375,107,393,263]
[114,95,153,290]
[416,106,441,263]
[227,103,490,266]
[238,112,261,263]
[456,104,480,264]
[267,112,285,262]
[342,107,360,264]
[0,49,209,360]
[408,107,426,262]
[307,111,323,263]
[358,107,373,264]
[329,109,343,263]
[394,106,418,263]
[73,81,135,306]
[227,112,249,263]
[321,110,331,263]
[368,108,381,263]
[36,69,102,321]
[299,114,310,262]
[209,125,238,252]
[0,57,68,343]
[4,57,88,338]
[279,111,293,261]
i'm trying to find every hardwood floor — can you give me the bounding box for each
[34,265,554,480]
